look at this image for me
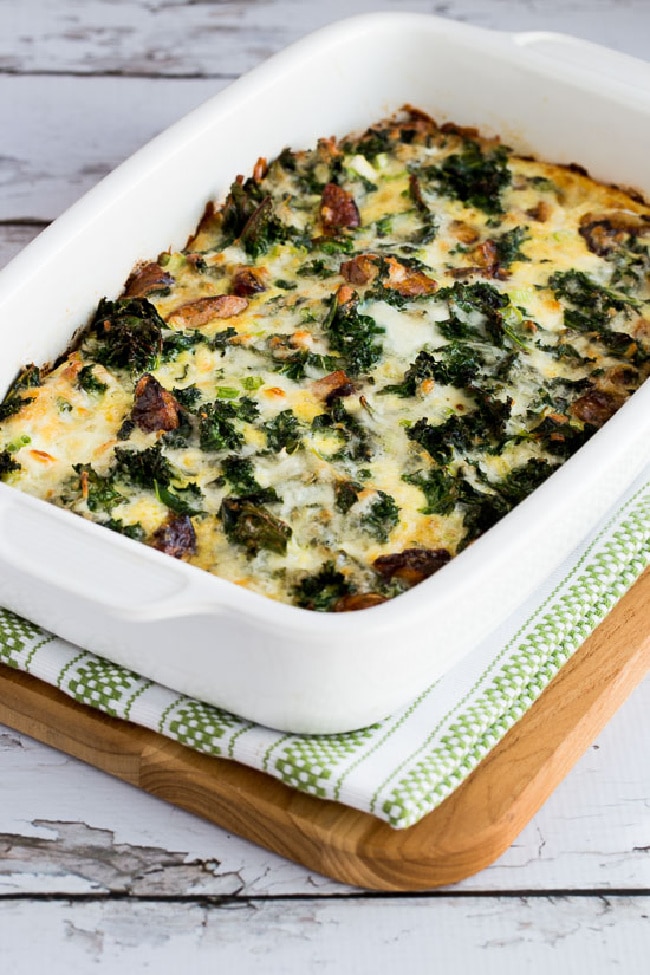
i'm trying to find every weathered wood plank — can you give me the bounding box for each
[0,76,225,221]
[2,0,649,76]
[0,225,45,269]
[1,673,648,896]
[1,895,649,973]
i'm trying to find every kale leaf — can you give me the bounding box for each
[407,393,512,463]
[154,480,203,516]
[323,291,384,376]
[427,141,512,214]
[76,364,108,395]
[312,399,372,462]
[221,177,288,258]
[402,467,458,515]
[73,463,125,513]
[381,344,485,397]
[293,562,353,611]
[113,443,174,489]
[220,498,292,556]
[0,364,41,421]
[360,491,400,542]
[199,397,259,453]
[263,409,303,454]
[0,448,20,480]
[221,455,279,504]
[334,479,361,513]
[548,269,639,333]
[91,298,164,372]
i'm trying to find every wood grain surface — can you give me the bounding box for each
[2,567,649,891]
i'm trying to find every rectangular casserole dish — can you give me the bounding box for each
[0,13,649,734]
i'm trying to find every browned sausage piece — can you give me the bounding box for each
[151,515,197,560]
[131,374,181,433]
[320,182,360,232]
[374,548,451,586]
[570,389,625,426]
[340,254,380,286]
[579,210,650,256]
[384,257,437,296]
[311,370,355,403]
[449,220,481,244]
[334,592,387,612]
[231,266,267,297]
[167,294,248,327]
[123,262,175,298]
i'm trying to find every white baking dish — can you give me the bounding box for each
[0,14,649,733]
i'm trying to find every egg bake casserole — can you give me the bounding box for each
[1,108,649,611]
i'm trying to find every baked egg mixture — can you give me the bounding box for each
[1,109,650,610]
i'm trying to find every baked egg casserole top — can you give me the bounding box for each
[1,108,649,610]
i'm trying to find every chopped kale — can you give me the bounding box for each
[212,326,238,357]
[360,491,400,542]
[90,298,163,372]
[531,414,595,458]
[536,341,595,363]
[494,226,530,267]
[199,401,244,453]
[274,279,298,291]
[73,463,125,513]
[456,458,559,547]
[402,467,458,515]
[408,394,512,463]
[381,344,485,397]
[293,562,352,611]
[297,258,335,279]
[116,417,135,441]
[172,384,202,412]
[427,141,512,214]
[161,409,193,448]
[312,399,372,463]
[221,177,288,259]
[220,498,291,556]
[548,269,639,333]
[198,395,259,453]
[457,481,510,546]
[275,351,338,383]
[161,329,203,360]
[314,237,355,256]
[351,126,393,161]
[154,480,203,516]
[221,455,279,504]
[488,458,559,506]
[0,448,20,480]
[232,396,260,423]
[113,443,174,489]
[76,364,108,395]
[102,518,146,542]
[609,237,650,290]
[323,291,384,376]
[334,479,361,513]
[0,364,41,421]
[263,409,302,454]
[436,280,512,346]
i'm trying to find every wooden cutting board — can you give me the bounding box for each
[1,566,649,892]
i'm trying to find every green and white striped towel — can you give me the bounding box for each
[1,469,649,829]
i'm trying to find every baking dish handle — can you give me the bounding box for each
[0,487,221,624]
[511,31,650,94]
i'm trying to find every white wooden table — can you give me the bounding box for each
[1,1,649,969]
